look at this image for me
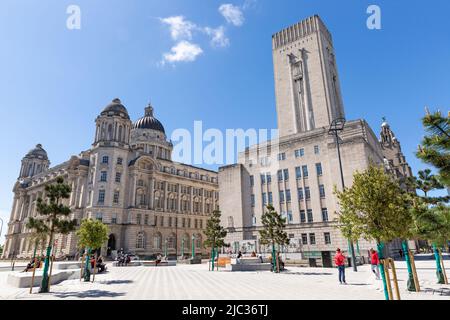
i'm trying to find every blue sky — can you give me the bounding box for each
[0,0,449,243]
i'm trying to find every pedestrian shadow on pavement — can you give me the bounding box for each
[98,280,133,285]
[421,287,450,296]
[51,290,126,299]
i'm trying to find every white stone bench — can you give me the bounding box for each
[7,269,81,288]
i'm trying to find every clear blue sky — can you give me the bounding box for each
[1,0,449,242]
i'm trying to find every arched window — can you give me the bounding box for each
[196,234,202,248]
[136,232,145,249]
[167,233,176,249]
[153,233,162,249]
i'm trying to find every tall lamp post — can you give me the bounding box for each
[191,234,195,259]
[328,118,358,272]
[175,217,178,259]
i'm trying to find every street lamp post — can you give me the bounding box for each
[329,118,358,272]
[181,237,185,258]
[175,217,178,259]
[164,239,168,259]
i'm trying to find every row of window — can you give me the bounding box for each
[136,232,203,250]
[278,145,320,162]
[252,185,326,207]
[250,163,323,186]
[101,156,123,165]
[251,208,329,225]
[301,232,331,245]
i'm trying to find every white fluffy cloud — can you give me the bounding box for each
[219,4,245,26]
[162,41,203,65]
[204,26,230,48]
[160,16,196,40]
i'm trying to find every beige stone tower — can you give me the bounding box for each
[272,15,345,137]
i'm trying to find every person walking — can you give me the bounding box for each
[334,248,347,284]
[370,248,381,280]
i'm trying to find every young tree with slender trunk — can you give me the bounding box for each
[26,218,48,262]
[335,165,413,300]
[30,176,76,293]
[76,218,109,282]
[203,210,227,271]
[259,205,289,273]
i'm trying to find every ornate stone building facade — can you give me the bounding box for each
[219,15,413,266]
[2,99,219,259]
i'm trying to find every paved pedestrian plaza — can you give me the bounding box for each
[0,260,448,300]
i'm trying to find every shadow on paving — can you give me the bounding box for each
[52,290,126,299]
[421,287,450,296]
[284,271,333,276]
[98,280,133,285]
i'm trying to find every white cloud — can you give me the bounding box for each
[162,41,203,65]
[219,4,245,27]
[160,16,196,40]
[204,26,230,48]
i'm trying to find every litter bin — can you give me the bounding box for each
[347,257,352,267]
[309,258,317,267]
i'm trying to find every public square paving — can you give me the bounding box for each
[0,260,448,300]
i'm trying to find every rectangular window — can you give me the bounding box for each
[137,214,142,225]
[102,156,109,164]
[111,215,117,224]
[307,209,313,223]
[295,166,302,179]
[144,214,149,225]
[168,217,172,227]
[250,175,254,187]
[309,233,316,245]
[302,165,309,177]
[314,145,320,155]
[115,172,122,183]
[298,188,304,200]
[301,233,308,245]
[295,148,305,158]
[300,210,306,223]
[316,163,323,176]
[199,220,203,229]
[262,193,267,206]
[324,232,331,245]
[305,187,311,200]
[261,174,266,184]
[182,218,186,228]
[98,190,105,204]
[160,216,164,227]
[319,185,326,198]
[252,215,257,226]
[268,192,273,204]
[266,174,272,184]
[117,157,123,165]
[278,153,286,161]
[283,169,289,181]
[287,210,293,222]
[286,189,291,202]
[188,218,191,228]
[322,208,329,222]
[96,212,103,222]
[251,194,255,207]
[277,170,283,182]
[100,171,107,182]
[279,191,285,203]
[113,191,120,204]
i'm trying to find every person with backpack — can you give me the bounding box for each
[334,248,347,284]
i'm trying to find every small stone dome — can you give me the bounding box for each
[133,104,165,134]
[25,144,48,160]
[101,98,130,119]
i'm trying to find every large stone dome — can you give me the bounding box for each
[100,98,130,119]
[25,144,48,160]
[133,104,165,134]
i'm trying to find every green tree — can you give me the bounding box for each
[26,218,48,261]
[259,205,290,273]
[76,219,109,281]
[416,110,450,186]
[335,165,413,299]
[0,244,3,256]
[28,177,76,293]
[203,210,227,271]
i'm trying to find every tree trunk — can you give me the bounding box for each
[433,244,445,284]
[84,248,92,282]
[377,242,390,300]
[39,222,55,293]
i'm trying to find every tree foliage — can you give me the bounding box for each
[335,165,412,244]
[76,219,109,250]
[416,110,450,186]
[203,210,227,249]
[259,205,290,248]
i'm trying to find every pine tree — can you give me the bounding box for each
[335,165,412,299]
[203,210,227,271]
[30,176,76,293]
[76,219,109,282]
[259,205,290,273]
[416,110,450,186]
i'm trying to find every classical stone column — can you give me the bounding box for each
[10,196,18,221]
[131,174,137,207]
[149,177,155,209]
[177,184,181,213]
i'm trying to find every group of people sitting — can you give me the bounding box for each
[23,257,43,272]
[115,253,132,266]
[236,251,285,271]
[90,255,107,273]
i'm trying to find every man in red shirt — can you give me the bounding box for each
[370,248,381,280]
[334,248,347,284]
